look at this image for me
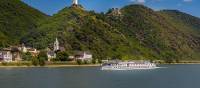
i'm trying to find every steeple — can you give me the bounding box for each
[72,0,78,5]
[54,38,59,51]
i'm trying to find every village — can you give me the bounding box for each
[0,38,94,65]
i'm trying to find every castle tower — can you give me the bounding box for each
[54,38,59,51]
[72,0,78,5]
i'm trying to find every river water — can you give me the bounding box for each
[0,64,200,88]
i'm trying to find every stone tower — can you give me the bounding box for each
[72,0,78,5]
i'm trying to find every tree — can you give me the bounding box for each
[92,59,96,64]
[162,51,176,63]
[22,52,32,61]
[83,60,88,64]
[76,59,82,65]
[56,52,69,61]
[38,57,46,66]
[98,59,102,64]
[31,58,39,66]
[38,51,48,61]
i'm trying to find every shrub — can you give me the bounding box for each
[56,52,69,61]
[1,62,8,66]
[92,59,96,64]
[31,58,39,66]
[38,57,46,66]
[76,59,82,65]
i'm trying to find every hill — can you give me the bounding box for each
[21,4,200,61]
[160,10,200,31]
[0,0,47,48]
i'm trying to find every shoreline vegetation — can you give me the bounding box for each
[0,61,101,68]
[1,60,200,68]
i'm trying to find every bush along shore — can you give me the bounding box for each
[1,59,200,67]
[0,60,102,67]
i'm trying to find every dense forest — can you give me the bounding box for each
[0,0,47,48]
[1,0,200,61]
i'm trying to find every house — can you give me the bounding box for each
[11,47,21,61]
[20,44,39,57]
[27,48,39,57]
[0,49,12,62]
[0,47,22,62]
[75,51,93,61]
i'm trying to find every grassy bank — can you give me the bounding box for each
[1,60,200,68]
[0,61,100,67]
[154,60,200,64]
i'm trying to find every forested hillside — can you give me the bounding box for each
[0,0,47,47]
[22,5,200,61]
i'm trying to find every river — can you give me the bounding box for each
[0,64,200,88]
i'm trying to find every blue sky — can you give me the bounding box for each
[22,0,200,17]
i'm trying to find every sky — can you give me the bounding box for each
[22,0,200,17]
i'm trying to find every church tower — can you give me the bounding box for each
[54,38,59,51]
[72,0,78,5]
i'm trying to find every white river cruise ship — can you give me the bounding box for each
[101,60,157,70]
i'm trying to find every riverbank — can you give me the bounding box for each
[0,64,101,68]
[155,60,200,64]
[1,60,200,68]
[0,61,101,68]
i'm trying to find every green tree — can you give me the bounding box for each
[98,59,102,64]
[22,52,33,61]
[92,59,96,64]
[38,51,48,61]
[83,60,88,64]
[76,59,82,65]
[31,58,39,66]
[38,57,46,66]
[56,52,69,61]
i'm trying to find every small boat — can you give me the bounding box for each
[101,60,157,70]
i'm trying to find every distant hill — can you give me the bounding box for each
[0,0,47,47]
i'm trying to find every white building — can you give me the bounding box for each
[0,49,13,62]
[47,51,56,61]
[21,44,39,57]
[75,51,92,61]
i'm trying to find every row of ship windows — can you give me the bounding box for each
[112,66,154,68]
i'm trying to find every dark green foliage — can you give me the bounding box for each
[38,51,48,61]
[83,60,89,64]
[160,10,200,31]
[22,52,32,61]
[92,59,97,64]
[0,0,47,47]
[76,59,82,65]
[38,57,46,66]
[56,52,69,61]
[31,58,39,66]
[98,59,102,64]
